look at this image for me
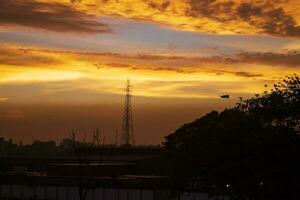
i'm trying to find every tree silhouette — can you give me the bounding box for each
[70,129,104,200]
[237,74,300,131]
[164,75,300,200]
[69,128,120,200]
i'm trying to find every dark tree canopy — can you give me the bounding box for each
[237,74,300,130]
[164,75,300,200]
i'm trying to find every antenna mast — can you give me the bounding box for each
[121,79,135,146]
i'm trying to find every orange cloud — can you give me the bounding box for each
[236,50,300,67]
[0,44,61,67]
[2,0,299,37]
[1,44,299,102]
[0,0,111,33]
[60,0,300,37]
[3,45,299,78]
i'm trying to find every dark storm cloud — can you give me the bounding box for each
[186,0,300,38]
[0,0,111,33]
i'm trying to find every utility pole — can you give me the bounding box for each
[121,79,135,147]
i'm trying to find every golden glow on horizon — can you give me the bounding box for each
[1,0,300,145]
[0,68,83,83]
[0,44,299,102]
[0,97,9,102]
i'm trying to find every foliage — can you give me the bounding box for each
[164,75,300,200]
[237,74,300,130]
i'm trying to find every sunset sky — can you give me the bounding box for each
[1,0,300,144]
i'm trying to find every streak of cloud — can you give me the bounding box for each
[0,0,111,33]
[0,44,61,66]
[237,50,300,67]
[5,44,300,69]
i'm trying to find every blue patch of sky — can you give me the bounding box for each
[0,16,295,56]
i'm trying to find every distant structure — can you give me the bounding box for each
[120,79,135,147]
[220,94,231,107]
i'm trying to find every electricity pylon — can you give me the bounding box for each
[120,79,135,147]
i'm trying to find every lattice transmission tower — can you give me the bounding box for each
[120,79,135,146]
